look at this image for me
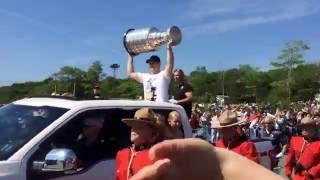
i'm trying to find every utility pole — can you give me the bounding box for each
[73,82,76,96]
[53,75,58,95]
[54,85,57,94]
[255,86,257,102]
[288,48,293,102]
[222,70,225,96]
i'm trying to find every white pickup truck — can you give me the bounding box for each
[0,97,192,180]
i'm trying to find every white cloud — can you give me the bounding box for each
[184,0,320,35]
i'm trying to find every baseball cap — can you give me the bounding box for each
[146,55,161,63]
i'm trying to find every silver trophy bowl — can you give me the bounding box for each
[123,26,182,55]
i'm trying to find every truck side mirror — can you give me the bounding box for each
[33,149,78,173]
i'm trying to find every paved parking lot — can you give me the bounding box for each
[277,155,288,179]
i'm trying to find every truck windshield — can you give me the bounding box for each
[0,104,68,160]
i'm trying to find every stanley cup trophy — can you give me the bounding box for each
[123,26,182,55]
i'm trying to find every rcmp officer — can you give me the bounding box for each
[115,108,161,180]
[212,110,259,163]
[285,116,320,180]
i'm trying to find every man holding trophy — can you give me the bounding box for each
[127,41,174,102]
[124,26,182,102]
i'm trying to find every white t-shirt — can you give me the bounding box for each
[137,70,171,102]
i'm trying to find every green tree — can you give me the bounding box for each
[52,66,86,96]
[292,64,320,101]
[189,66,216,103]
[271,40,310,101]
[1,48,320,105]
[84,61,106,97]
[87,61,105,83]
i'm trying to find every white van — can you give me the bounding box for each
[0,97,192,180]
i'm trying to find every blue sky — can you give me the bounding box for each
[0,0,320,86]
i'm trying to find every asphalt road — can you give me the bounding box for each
[276,155,288,179]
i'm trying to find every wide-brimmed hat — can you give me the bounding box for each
[122,108,160,128]
[211,110,247,128]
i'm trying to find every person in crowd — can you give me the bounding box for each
[170,68,193,118]
[296,111,307,135]
[224,104,232,111]
[260,116,286,169]
[195,103,205,114]
[313,113,320,125]
[235,105,247,120]
[127,40,174,102]
[164,111,183,139]
[115,108,162,180]
[189,111,201,130]
[286,110,298,137]
[285,116,320,180]
[213,110,259,163]
[249,107,260,129]
[71,115,110,167]
[275,113,286,131]
[129,139,283,180]
[92,85,101,99]
[210,111,221,143]
[61,92,74,97]
[154,113,167,141]
[198,111,213,141]
[273,112,291,159]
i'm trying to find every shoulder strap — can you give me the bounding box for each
[127,147,138,179]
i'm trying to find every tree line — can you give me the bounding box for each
[0,40,319,107]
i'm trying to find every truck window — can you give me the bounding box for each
[0,104,68,160]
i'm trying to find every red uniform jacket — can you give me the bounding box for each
[115,148,153,180]
[215,138,259,163]
[285,136,320,180]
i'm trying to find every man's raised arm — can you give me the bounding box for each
[165,40,174,76]
[127,53,140,82]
